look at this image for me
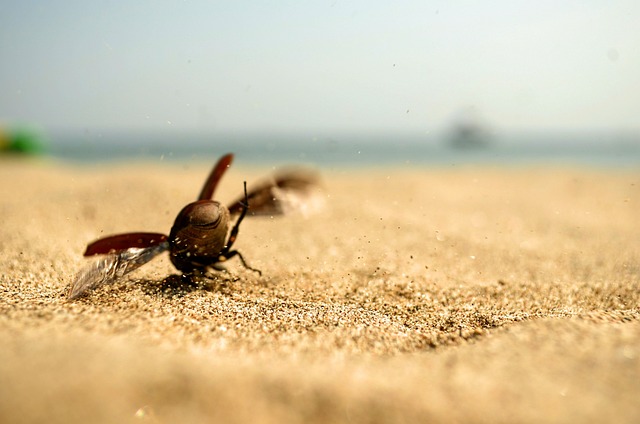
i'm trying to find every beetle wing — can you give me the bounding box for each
[198,153,234,201]
[227,169,323,217]
[84,232,168,256]
[68,242,170,300]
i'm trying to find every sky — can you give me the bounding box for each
[1,1,639,137]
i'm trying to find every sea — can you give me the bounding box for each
[46,130,640,169]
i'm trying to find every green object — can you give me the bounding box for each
[0,125,47,155]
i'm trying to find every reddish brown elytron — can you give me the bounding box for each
[68,153,320,299]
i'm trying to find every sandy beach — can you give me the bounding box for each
[1,157,639,423]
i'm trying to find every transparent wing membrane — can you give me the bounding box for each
[68,242,169,300]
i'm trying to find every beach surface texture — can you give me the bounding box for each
[1,158,639,423]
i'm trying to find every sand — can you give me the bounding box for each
[1,157,639,423]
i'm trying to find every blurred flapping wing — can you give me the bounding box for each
[227,169,324,217]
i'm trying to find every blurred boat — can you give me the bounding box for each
[447,120,491,149]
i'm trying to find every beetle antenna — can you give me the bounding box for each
[239,181,249,208]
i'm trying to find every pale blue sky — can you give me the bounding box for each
[1,1,639,135]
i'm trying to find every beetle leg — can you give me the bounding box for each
[210,262,228,273]
[224,181,249,252]
[217,181,261,275]
[219,250,262,276]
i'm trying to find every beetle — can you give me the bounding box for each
[68,153,320,299]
